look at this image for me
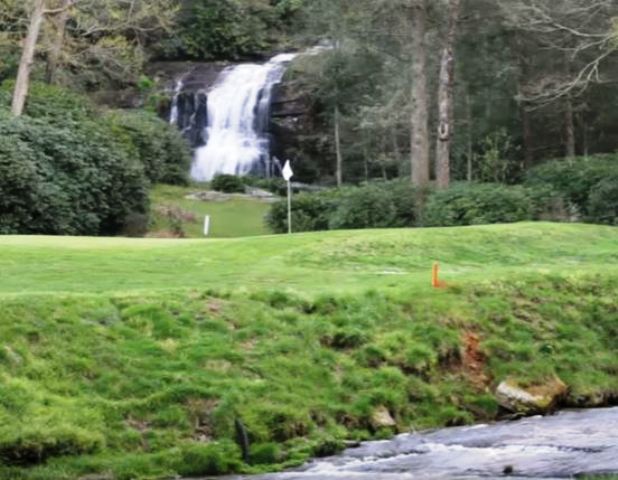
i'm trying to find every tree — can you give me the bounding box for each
[410,0,430,187]
[499,0,618,157]
[11,0,45,116]
[435,0,462,189]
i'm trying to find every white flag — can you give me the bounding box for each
[282,160,294,182]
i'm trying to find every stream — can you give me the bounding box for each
[210,407,618,479]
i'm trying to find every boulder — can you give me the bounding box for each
[496,376,568,415]
[371,406,397,429]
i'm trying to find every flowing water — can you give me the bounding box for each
[183,53,296,182]
[209,408,618,480]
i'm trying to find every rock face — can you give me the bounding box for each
[270,79,331,183]
[496,377,568,415]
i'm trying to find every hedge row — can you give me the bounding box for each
[267,155,617,233]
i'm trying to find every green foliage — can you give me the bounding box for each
[175,442,241,476]
[0,81,96,121]
[0,114,148,235]
[267,181,420,233]
[423,183,549,227]
[526,155,618,220]
[266,189,339,233]
[211,174,246,193]
[105,110,191,185]
[476,129,520,183]
[160,0,305,60]
[0,83,196,235]
[588,173,618,225]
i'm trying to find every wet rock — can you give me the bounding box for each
[496,377,568,414]
[371,406,397,429]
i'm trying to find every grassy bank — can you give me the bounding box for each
[0,223,616,479]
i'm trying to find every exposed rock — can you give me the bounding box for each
[371,406,397,429]
[185,189,278,203]
[496,377,568,415]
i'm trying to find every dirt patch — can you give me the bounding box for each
[462,332,490,389]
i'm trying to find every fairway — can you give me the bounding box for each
[1,222,616,296]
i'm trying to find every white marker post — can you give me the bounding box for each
[282,160,294,234]
[203,215,211,237]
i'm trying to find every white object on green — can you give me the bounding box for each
[282,160,294,234]
[204,215,211,236]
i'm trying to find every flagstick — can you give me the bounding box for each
[287,179,292,235]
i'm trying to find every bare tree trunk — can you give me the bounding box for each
[410,0,430,187]
[564,95,576,157]
[46,0,72,85]
[12,0,47,116]
[334,105,343,187]
[465,91,473,181]
[435,0,461,190]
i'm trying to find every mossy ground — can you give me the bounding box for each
[0,223,616,479]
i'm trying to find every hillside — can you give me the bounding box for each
[0,223,616,479]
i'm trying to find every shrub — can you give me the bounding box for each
[266,190,340,233]
[0,81,96,121]
[588,174,618,225]
[266,181,420,233]
[105,110,191,185]
[0,114,149,235]
[211,174,246,193]
[423,183,536,227]
[525,155,617,218]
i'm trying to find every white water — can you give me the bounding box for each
[190,53,297,182]
[169,79,183,126]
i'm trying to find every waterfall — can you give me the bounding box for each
[187,53,296,182]
[169,79,183,126]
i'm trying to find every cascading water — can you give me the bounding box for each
[169,79,183,126]
[179,53,296,182]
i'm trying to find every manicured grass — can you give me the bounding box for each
[0,223,616,296]
[0,223,616,479]
[149,184,272,238]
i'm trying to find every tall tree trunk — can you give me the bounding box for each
[564,95,576,157]
[435,0,462,190]
[334,105,343,187]
[12,0,46,116]
[46,0,72,85]
[410,0,430,187]
[465,91,473,181]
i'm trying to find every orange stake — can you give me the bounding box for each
[432,262,440,288]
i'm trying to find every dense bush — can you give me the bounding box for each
[423,183,554,227]
[266,189,341,233]
[211,174,246,193]
[0,81,96,121]
[1,81,191,186]
[105,110,191,185]
[267,181,422,233]
[0,83,195,235]
[588,173,618,225]
[266,181,569,233]
[525,155,617,219]
[0,113,149,235]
